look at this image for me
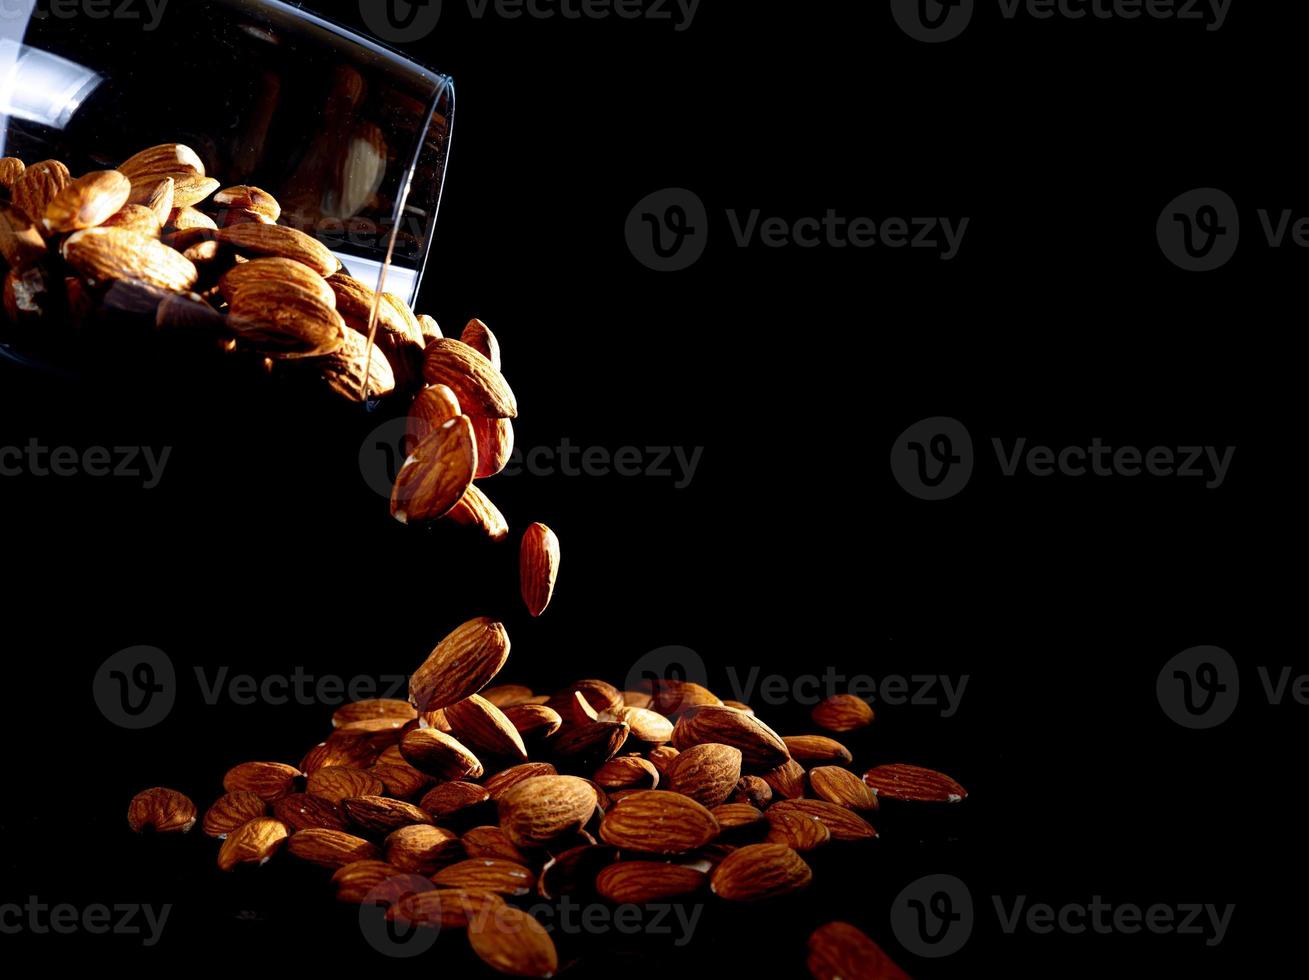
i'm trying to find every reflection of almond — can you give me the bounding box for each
[468,904,558,978]
[807,922,911,980]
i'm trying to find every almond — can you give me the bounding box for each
[862,763,967,803]
[446,483,510,541]
[333,860,434,905]
[598,790,719,854]
[407,384,462,451]
[594,755,660,790]
[0,157,25,191]
[118,143,205,181]
[165,205,218,235]
[422,338,518,419]
[227,280,346,358]
[128,176,176,225]
[168,174,222,208]
[307,766,385,804]
[760,759,807,800]
[732,774,774,809]
[812,695,874,732]
[768,800,877,842]
[399,728,484,780]
[316,327,397,400]
[369,761,433,800]
[553,720,630,766]
[391,415,477,523]
[222,761,300,801]
[709,842,812,901]
[385,824,463,875]
[784,735,854,764]
[215,223,339,276]
[648,745,681,777]
[807,922,911,980]
[213,185,282,222]
[546,679,624,717]
[467,904,558,978]
[665,744,742,807]
[595,861,706,904]
[409,617,511,713]
[127,787,196,833]
[217,817,289,870]
[43,170,131,234]
[673,706,789,770]
[417,313,443,341]
[11,160,71,229]
[472,416,515,479]
[765,808,831,852]
[420,781,493,820]
[519,522,561,617]
[460,318,502,369]
[102,204,163,238]
[809,766,879,811]
[202,791,268,837]
[505,703,564,740]
[484,763,559,800]
[709,803,766,831]
[445,694,529,762]
[300,738,378,774]
[62,227,199,292]
[433,858,536,897]
[615,706,674,744]
[647,680,723,718]
[462,826,528,864]
[333,699,418,728]
[219,256,337,308]
[272,793,349,832]
[0,203,48,269]
[390,888,505,929]
[498,775,599,848]
[286,828,381,867]
[537,843,618,900]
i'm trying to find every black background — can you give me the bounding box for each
[0,0,1296,974]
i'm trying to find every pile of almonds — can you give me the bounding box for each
[129,616,967,978]
[1,143,536,544]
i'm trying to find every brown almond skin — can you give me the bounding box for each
[546,679,624,717]
[61,227,199,292]
[444,694,529,763]
[272,793,349,832]
[44,170,131,234]
[300,740,378,775]
[760,758,807,800]
[0,157,25,190]
[390,888,505,929]
[710,842,813,901]
[812,694,875,732]
[333,699,417,728]
[863,763,967,803]
[769,800,878,842]
[409,617,511,714]
[286,828,381,868]
[595,862,707,904]
[553,720,630,767]
[615,706,674,744]
[422,337,518,419]
[433,858,536,897]
[333,860,434,906]
[498,775,599,849]
[127,788,196,833]
[732,774,774,808]
[420,781,493,820]
[468,904,558,978]
[342,795,433,835]
[462,826,528,864]
[0,203,49,269]
[673,706,790,770]
[599,790,719,854]
[710,802,766,830]
[505,704,564,740]
[202,792,268,837]
[399,729,484,780]
[807,922,911,980]
[594,755,660,790]
[417,313,443,341]
[127,176,176,224]
[102,204,163,238]
[784,735,854,764]
[217,817,289,870]
[214,223,339,276]
[809,766,879,811]
[391,415,476,523]
[446,484,510,540]
[460,318,502,369]
[647,680,723,718]
[407,384,463,452]
[484,763,559,800]
[222,761,301,802]
[11,160,71,229]
[519,523,561,618]
[473,417,515,479]
[765,808,832,852]
[227,281,346,358]
[119,143,205,181]
[306,766,385,804]
[315,327,397,401]
[219,256,337,309]
[214,185,282,222]
[665,743,742,808]
[385,824,463,875]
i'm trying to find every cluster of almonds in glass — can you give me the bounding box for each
[129,617,965,978]
[0,144,534,537]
